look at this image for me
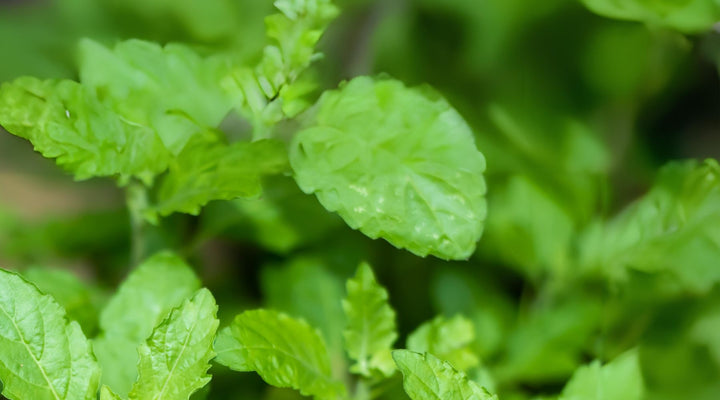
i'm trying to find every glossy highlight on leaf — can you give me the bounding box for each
[0,268,100,400]
[290,76,487,260]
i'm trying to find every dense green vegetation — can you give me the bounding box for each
[1,0,720,399]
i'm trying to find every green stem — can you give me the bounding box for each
[126,182,149,266]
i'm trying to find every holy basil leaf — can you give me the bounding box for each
[290,76,487,260]
[0,77,170,184]
[342,262,398,377]
[580,159,720,292]
[559,349,644,400]
[580,0,720,33]
[148,136,289,220]
[128,289,219,400]
[214,309,347,400]
[223,0,338,134]
[93,252,201,397]
[407,315,479,372]
[393,350,498,400]
[79,39,232,155]
[0,268,100,400]
[100,386,123,400]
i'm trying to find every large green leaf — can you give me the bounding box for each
[93,252,201,397]
[0,268,100,400]
[342,262,397,377]
[128,289,219,400]
[148,135,289,220]
[79,39,232,155]
[580,159,720,292]
[214,309,346,400]
[393,350,498,400]
[0,77,169,184]
[580,0,720,33]
[407,315,479,372]
[290,76,487,260]
[559,349,644,400]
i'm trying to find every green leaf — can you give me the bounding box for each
[93,252,201,397]
[214,309,346,400]
[128,289,219,400]
[559,349,644,400]
[148,135,289,220]
[342,262,398,377]
[0,76,170,183]
[290,76,487,260]
[222,0,338,134]
[79,39,232,155]
[23,267,101,336]
[580,159,720,292]
[261,257,345,354]
[407,315,479,372]
[393,350,498,400]
[580,0,720,33]
[100,386,123,400]
[0,268,100,400]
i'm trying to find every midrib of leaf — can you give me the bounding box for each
[154,316,199,400]
[356,279,372,373]
[0,302,62,400]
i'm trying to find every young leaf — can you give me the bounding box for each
[0,268,100,400]
[100,386,123,400]
[393,350,498,400]
[0,77,170,184]
[147,136,289,220]
[128,289,219,400]
[342,262,398,377]
[407,315,479,372]
[93,252,201,397]
[223,0,339,131]
[290,76,487,260]
[559,349,644,400]
[214,309,346,400]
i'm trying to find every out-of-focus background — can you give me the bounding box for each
[1,0,720,399]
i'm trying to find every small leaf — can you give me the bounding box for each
[100,386,123,400]
[342,262,398,377]
[214,309,346,400]
[407,315,479,372]
[148,135,289,219]
[94,252,201,397]
[559,349,644,400]
[128,289,219,400]
[290,76,487,260]
[0,268,100,400]
[393,350,498,400]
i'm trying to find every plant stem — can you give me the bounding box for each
[126,182,149,266]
